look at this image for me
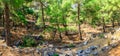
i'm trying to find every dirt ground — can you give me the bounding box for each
[0,23,120,56]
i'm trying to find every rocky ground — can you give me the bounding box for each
[0,35,119,56]
[0,24,120,56]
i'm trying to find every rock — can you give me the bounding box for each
[14,40,21,47]
[14,47,20,52]
[47,51,55,56]
[67,48,71,51]
[24,49,29,54]
[1,43,7,48]
[92,34,96,38]
[101,46,110,51]
[77,54,89,56]
[48,44,54,48]
[63,48,68,51]
[63,44,69,48]
[89,46,97,51]
[65,51,73,56]
[36,48,41,54]
[83,41,88,45]
[29,48,35,53]
[77,50,84,54]
[43,51,48,56]
[77,50,86,56]
[110,43,118,48]
[32,35,43,40]
[65,54,69,56]
[92,51,98,56]
[59,54,66,56]
[84,48,91,54]
[17,49,22,53]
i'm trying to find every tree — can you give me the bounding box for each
[4,2,11,46]
[78,3,83,40]
[0,0,26,46]
[40,0,45,29]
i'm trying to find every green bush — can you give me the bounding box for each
[68,44,75,48]
[53,53,59,56]
[99,33,104,38]
[21,36,36,47]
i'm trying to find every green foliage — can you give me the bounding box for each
[12,10,28,25]
[9,0,24,8]
[53,53,59,56]
[2,0,10,3]
[68,44,75,48]
[25,0,33,2]
[26,8,34,14]
[43,25,56,32]
[99,33,104,38]
[1,0,120,43]
[21,36,36,47]
[22,5,34,15]
[0,7,3,15]
[22,6,34,14]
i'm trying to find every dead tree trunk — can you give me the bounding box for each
[78,3,83,40]
[4,3,11,46]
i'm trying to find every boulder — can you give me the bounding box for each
[65,51,73,56]
[35,48,41,54]
[77,50,86,56]
[47,51,57,56]
[110,43,118,48]
[84,48,91,54]
[92,51,98,56]
[83,41,88,45]
[89,46,97,51]
[101,46,110,51]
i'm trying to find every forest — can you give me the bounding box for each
[0,0,120,56]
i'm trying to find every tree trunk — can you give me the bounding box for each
[102,17,106,33]
[53,28,57,40]
[111,18,115,28]
[117,19,120,26]
[56,18,62,40]
[78,3,83,40]
[2,11,4,27]
[62,15,68,35]
[4,3,11,46]
[40,2,45,29]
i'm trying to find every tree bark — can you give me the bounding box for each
[62,15,68,35]
[117,19,120,26]
[78,3,83,40]
[56,18,62,40]
[111,18,115,28]
[102,17,106,33]
[40,1,45,29]
[4,3,11,46]
[2,10,4,27]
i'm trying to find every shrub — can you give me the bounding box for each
[99,33,104,38]
[68,44,75,48]
[21,36,36,47]
[53,53,59,56]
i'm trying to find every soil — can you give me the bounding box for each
[0,23,120,56]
